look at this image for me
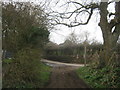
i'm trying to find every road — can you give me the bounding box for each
[41,59,91,88]
[41,59,85,67]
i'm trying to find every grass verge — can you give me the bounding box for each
[39,63,51,88]
[76,66,120,88]
[3,58,51,88]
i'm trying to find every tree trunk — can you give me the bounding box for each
[99,2,120,66]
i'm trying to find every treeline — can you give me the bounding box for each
[44,41,120,64]
[2,2,50,88]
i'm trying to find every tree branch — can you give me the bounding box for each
[55,8,94,27]
[48,1,99,27]
[109,18,120,30]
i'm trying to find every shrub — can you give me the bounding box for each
[3,47,50,88]
[43,55,74,63]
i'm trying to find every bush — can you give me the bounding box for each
[43,55,86,64]
[2,48,51,88]
[43,55,74,63]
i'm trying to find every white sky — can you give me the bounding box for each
[3,0,115,44]
[48,0,115,44]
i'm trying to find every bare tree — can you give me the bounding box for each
[48,0,120,66]
[67,31,78,44]
[66,30,90,65]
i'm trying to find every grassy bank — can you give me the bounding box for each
[76,66,120,88]
[39,63,51,88]
[3,58,51,88]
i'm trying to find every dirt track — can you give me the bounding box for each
[45,66,91,88]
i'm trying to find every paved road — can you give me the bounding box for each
[41,59,85,67]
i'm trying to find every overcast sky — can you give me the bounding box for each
[3,0,115,44]
[48,0,115,44]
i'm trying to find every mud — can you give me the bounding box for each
[45,66,91,88]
